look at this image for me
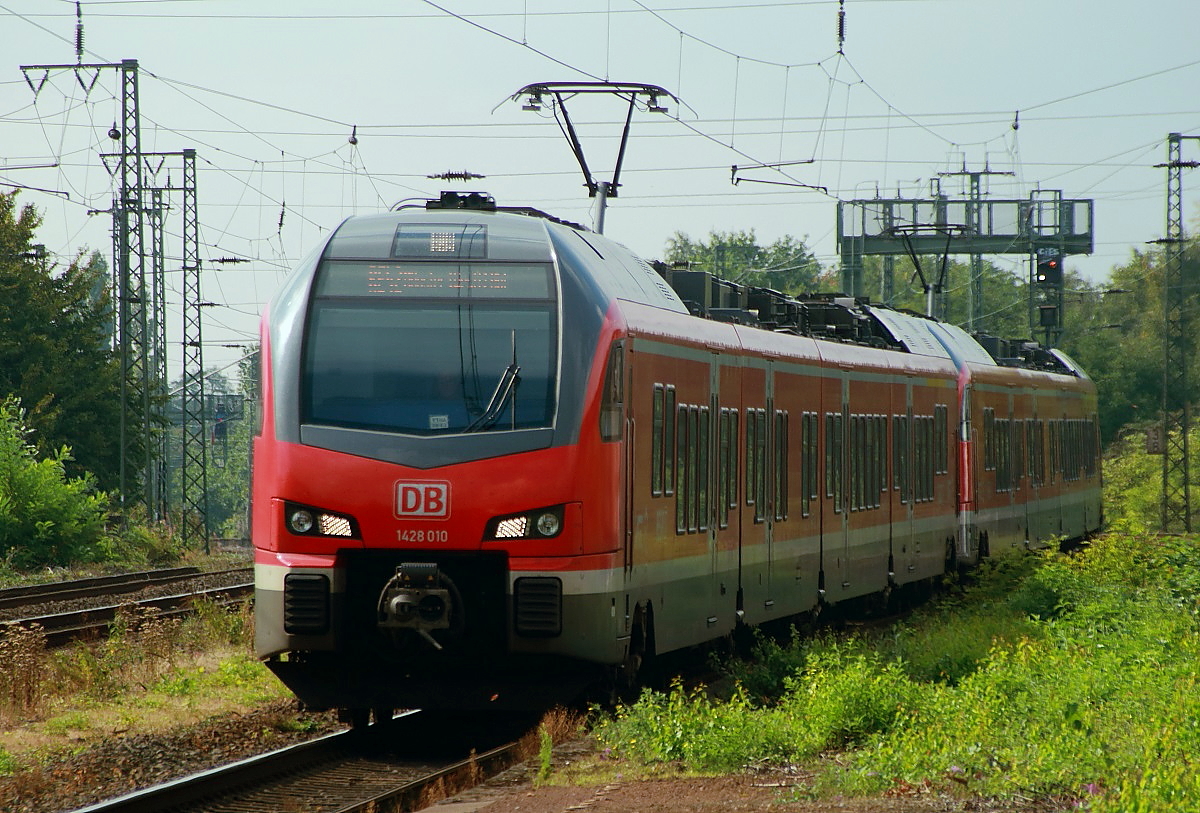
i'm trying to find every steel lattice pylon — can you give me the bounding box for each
[179,148,210,549]
[149,187,169,519]
[1158,133,1198,533]
[22,58,161,514]
[115,59,154,512]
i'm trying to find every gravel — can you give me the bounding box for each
[0,700,343,813]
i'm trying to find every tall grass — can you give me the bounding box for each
[0,598,255,727]
[593,532,1200,810]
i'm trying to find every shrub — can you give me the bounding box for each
[771,646,923,757]
[0,397,108,569]
[593,680,784,771]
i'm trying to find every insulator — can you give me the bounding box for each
[348,125,358,146]
[75,2,84,59]
[837,10,846,44]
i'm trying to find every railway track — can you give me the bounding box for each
[0,566,208,609]
[74,710,537,813]
[0,566,254,647]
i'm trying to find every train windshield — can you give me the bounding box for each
[302,260,557,436]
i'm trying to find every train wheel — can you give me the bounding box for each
[340,708,371,730]
[613,606,654,703]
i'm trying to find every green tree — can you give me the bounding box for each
[1057,238,1200,447]
[856,255,1030,338]
[0,191,123,490]
[204,348,259,539]
[664,230,822,294]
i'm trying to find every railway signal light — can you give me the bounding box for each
[1035,254,1064,285]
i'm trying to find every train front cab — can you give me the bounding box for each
[253,207,710,712]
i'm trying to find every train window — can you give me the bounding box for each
[983,408,995,471]
[893,415,908,504]
[728,410,740,511]
[926,416,935,501]
[1014,420,1025,489]
[913,417,924,502]
[599,341,624,442]
[826,412,844,513]
[825,414,835,500]
[892,415,901,493]
[995,418,1012,493]
[391,224,488,260]
[774,410,789,522]
[1026,420,1038,486]
[935,405,948,475]
[801,413,813,517]
[302,297,555,436]
[652,385,664,496]
[876,415,887,504]
[1037,419,1047,486]
[849,415,860,512]
[664,386,677,495]
[746,410,758,509]
[1086,417,1099,477]
[698,406,710,532]
[752,409,768,523]
[688,406,700,533]
[1049,421,1057,484]
[675,403,688,534]
[717,409,731,529]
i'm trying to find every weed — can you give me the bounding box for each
[0,746,15,775]
[43,711,92,736]
[536,726,554,783]
[155,667,204,697]
[0,622,46,722]
[268,715,319,734]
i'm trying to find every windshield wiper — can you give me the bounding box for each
[465,331,521,432]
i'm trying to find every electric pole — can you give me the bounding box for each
[1155,133,1199,533]
[23,58,156,513]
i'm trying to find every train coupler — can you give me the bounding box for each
[377,562,457,650]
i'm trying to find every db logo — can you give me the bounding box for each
[394,481,450,519]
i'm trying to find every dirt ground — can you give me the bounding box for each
[429,739,1067,813]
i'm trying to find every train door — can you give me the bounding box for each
[739,358,773,623]
[710,351,741,628]
[620,343,635,575]
[764,363,777,608]
[824,372,851,595]
[893,378,916,580]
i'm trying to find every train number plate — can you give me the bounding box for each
[394,480,451,518]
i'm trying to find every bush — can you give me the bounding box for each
[0,397,108,569]
[593,680,784,771]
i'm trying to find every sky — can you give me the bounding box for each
[1,0,1199,380]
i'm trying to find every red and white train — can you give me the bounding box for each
[253,193,1101,719]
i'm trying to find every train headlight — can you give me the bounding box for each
[288,508,315,534]
[535,511,561,537]
[283,502,359,539]
[485,505,564,541]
